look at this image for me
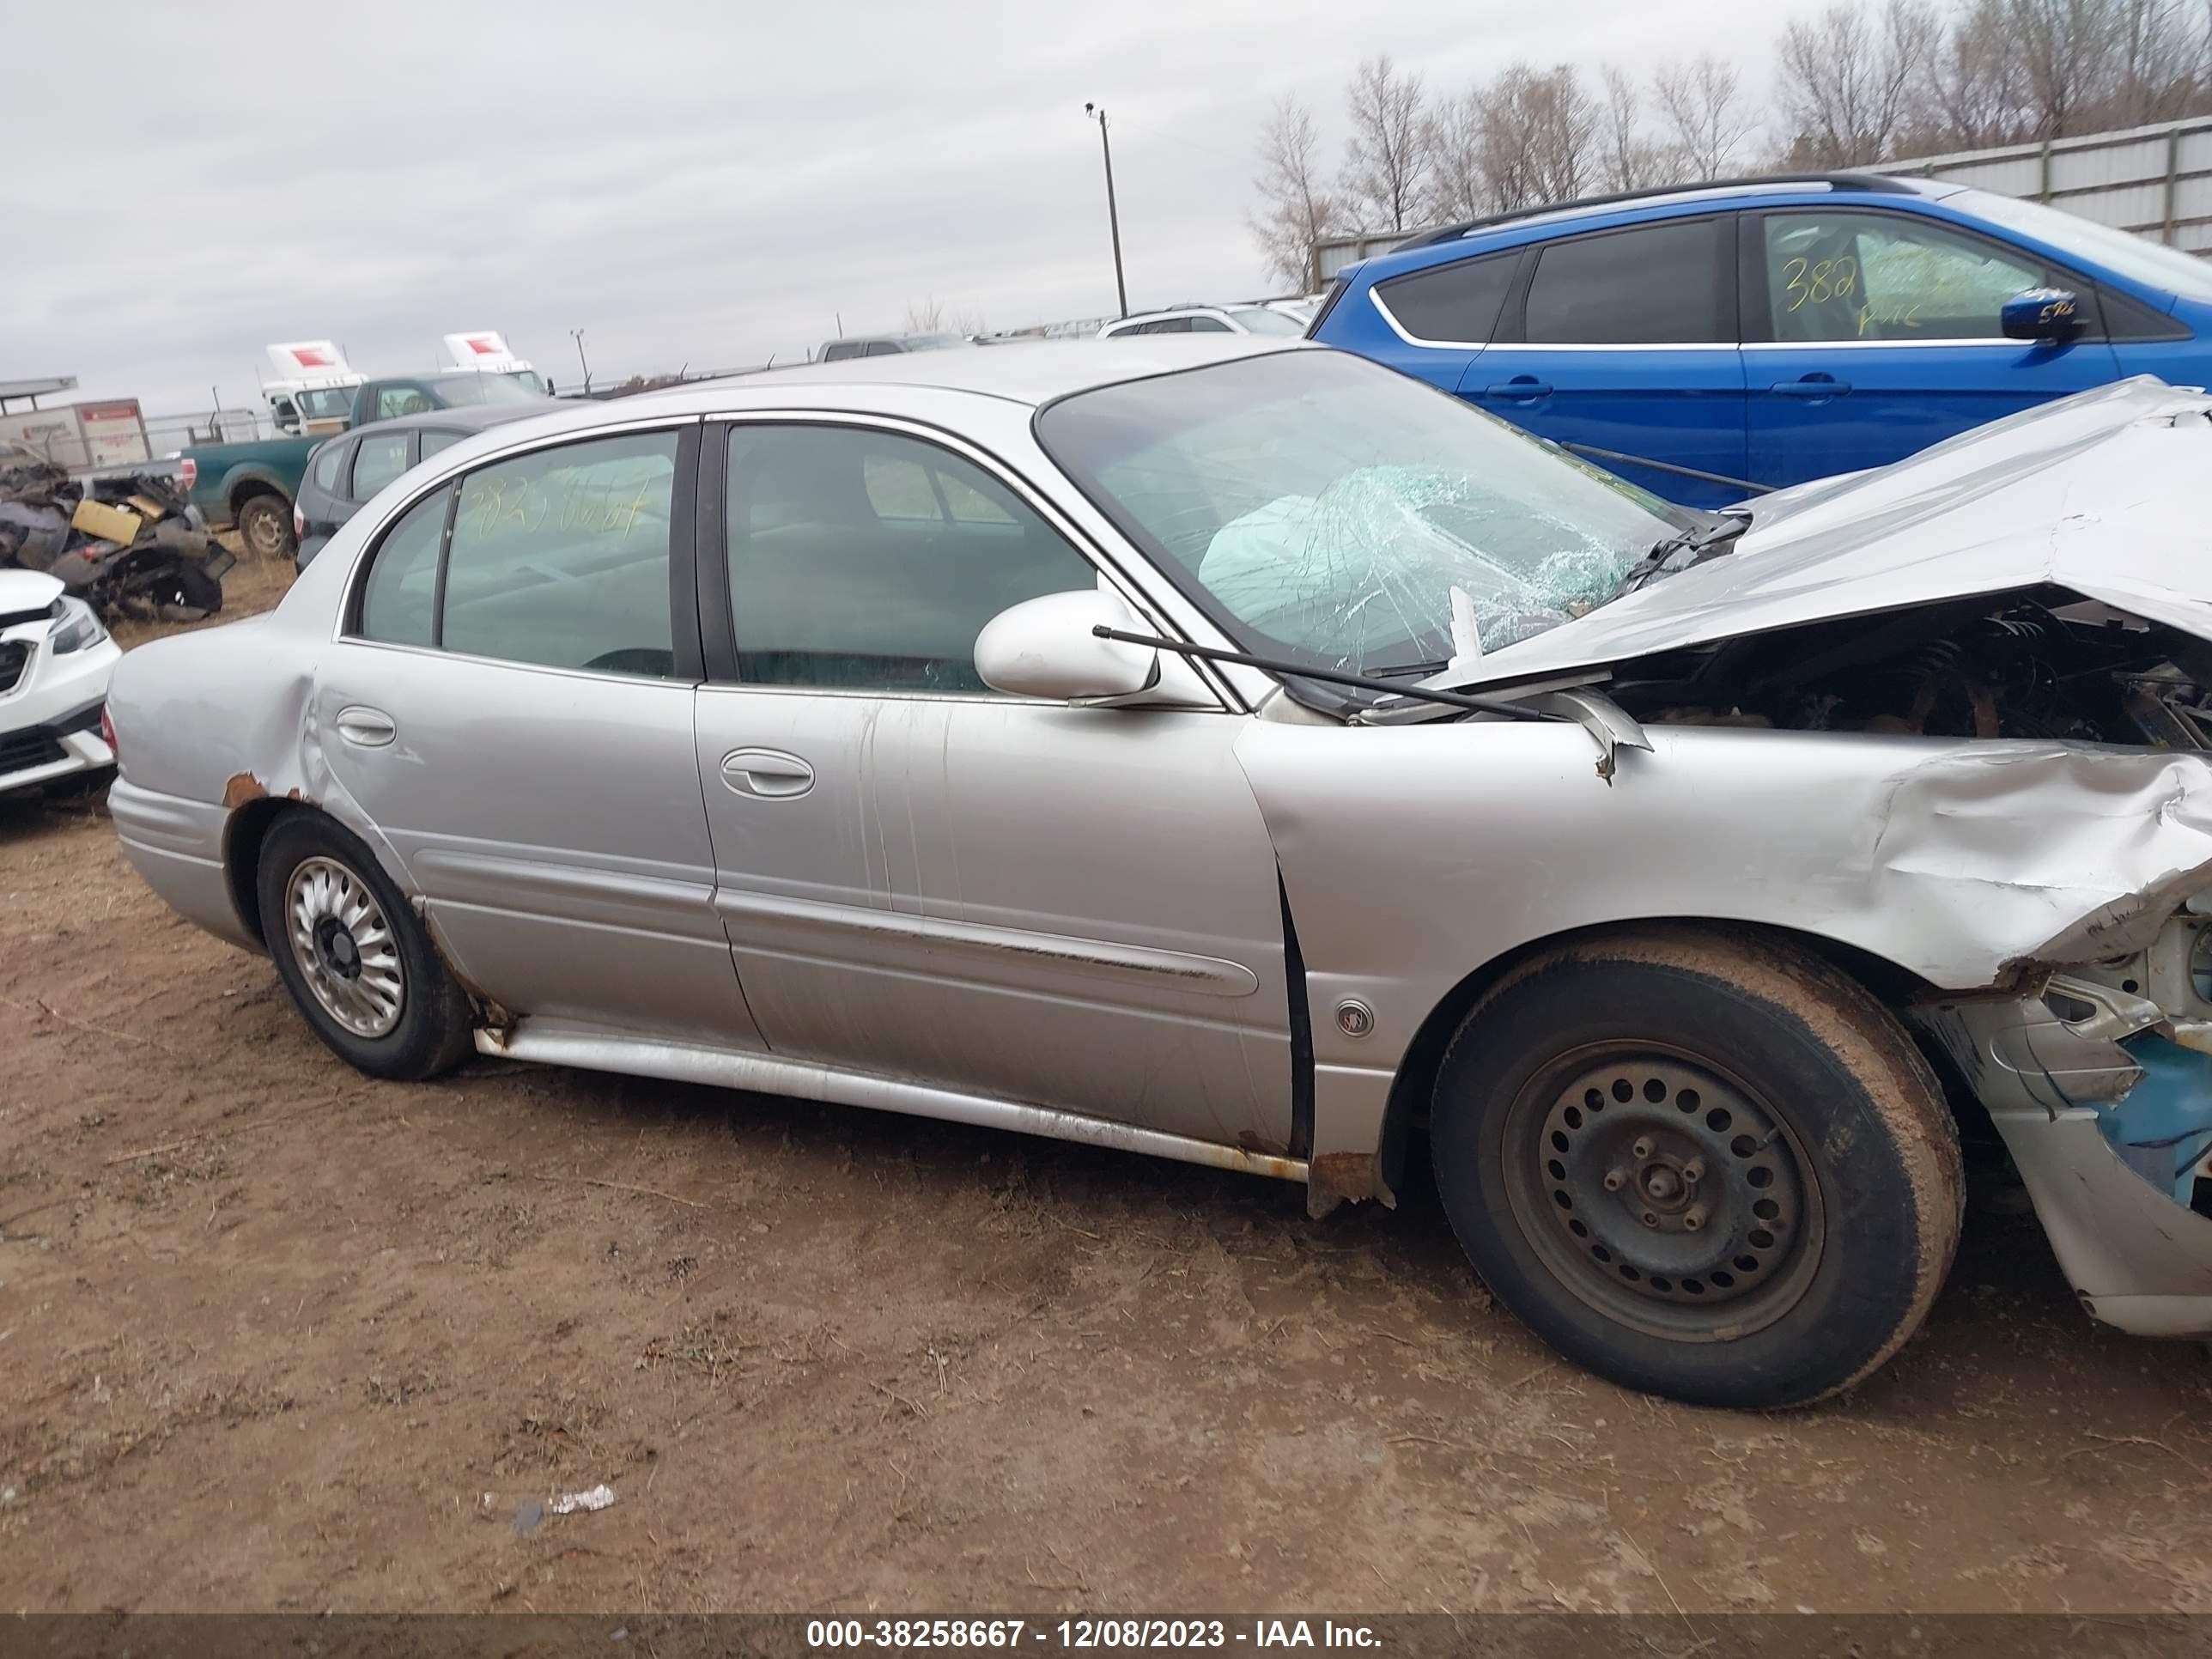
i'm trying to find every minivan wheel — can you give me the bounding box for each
[1431,927,1962,1409]
[256,811,474,1080]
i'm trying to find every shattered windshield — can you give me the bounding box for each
[1036,349,1692,676]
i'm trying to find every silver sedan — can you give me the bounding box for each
[108,340,2212,1407]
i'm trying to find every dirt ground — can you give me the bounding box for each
[3,551,2211,1615]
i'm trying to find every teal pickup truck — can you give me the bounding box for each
[180,370,549,560]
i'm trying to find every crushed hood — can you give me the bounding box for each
[1432,376,2212,693]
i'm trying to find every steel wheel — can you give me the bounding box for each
[1503,1045,1826,1340]
[284,854,405,1039]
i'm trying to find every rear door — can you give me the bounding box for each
[1741,206,2121,489]
[1462,215,1748,507]
[314,420,759,1045]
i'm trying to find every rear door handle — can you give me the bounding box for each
[1771,376,1852,397]
[720,748,815,799]
[334,705,397,747]
[1483,378,1553,399]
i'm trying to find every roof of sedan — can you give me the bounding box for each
[612,335,1306,416]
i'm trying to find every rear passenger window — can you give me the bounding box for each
[725,426,1094,693]
[1376,251,1520,343]
[1523,218,1726,344]
[349,432,411,501]
[356,487,449,648]
[436,431,680,677]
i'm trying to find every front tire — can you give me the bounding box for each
[1431,927,1962,1409]
[256,811,474,1080]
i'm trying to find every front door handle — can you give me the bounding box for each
[1483,377,1553,400]
[334,705,397,747]
[720,748,815,799]
[1771,374,1852,398]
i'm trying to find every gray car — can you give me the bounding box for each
[106,340,2212,1407]
[294,405,540,570]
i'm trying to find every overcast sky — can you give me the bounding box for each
[3,0,1832,416]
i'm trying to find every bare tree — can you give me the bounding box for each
[1906,0,2028,146]
[905,296,947,332]
[1492,64,1601,205]
[1776,0,1942,164]
[1653,54,1758,178]
[1420,87,1487,222]
[1598,65,1668,191]
[1340,55,1429,230]
[1249,95,1342,289]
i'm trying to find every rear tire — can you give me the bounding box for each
[256,811,474,1080]
[1431,927,1962,1409]
[234,492,295,562]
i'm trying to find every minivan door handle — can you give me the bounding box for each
[334,705,397,747]
[1771,374,1852,398]
[720,748,815,799]
[1483,376,1553,400]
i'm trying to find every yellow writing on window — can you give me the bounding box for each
[1781,255,1858,312]
[463,468,665,544]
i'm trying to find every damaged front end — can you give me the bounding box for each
[1915,923,2212,1337]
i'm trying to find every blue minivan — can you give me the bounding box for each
[1310,173,2212,507]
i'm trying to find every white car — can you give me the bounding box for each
[0,568,118,797]
[1097,304,1309,339]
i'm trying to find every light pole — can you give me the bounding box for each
[569,327,592,394]
[1083,102,1128,319]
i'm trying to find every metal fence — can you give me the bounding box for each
[1873,114,2212,254]
[1310,114,2212,283]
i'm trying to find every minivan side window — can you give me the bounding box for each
[438,431,681,677]
[1522,218,1728,344]
[1759,211,2048,343]
[1376,249,1521,343]
[723,425,1094,694]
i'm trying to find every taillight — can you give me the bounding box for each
[178,457,198,489]
[294,503,307,538]
[99,705,118,757]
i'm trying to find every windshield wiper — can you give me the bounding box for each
[1088,626,1565,723]
[1608,515,1751,600]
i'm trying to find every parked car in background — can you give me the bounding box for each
[1309,172,2212,507]
[294,405,542,569]
[106,338,2212,1409]
[0,567,118,799]
[818,331,973,362]
[1098,303,1309,337]
[181,371,553,562]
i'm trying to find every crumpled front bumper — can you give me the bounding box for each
[1916,966,2212,1339]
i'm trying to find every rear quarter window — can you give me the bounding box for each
[1376,250,1522,343]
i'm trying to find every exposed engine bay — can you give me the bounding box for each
[1598,585,2212,750]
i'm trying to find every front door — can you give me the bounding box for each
[1742,206,2122,489]
[1461,214,1749,508]
[315,422,760,1046]
[690,417,1293,1149]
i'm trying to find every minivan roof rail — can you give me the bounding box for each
[1395,173,1923,250]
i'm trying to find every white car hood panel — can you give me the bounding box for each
[0,568,64,617]
[1434,377,2212,692]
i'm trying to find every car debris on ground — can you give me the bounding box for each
[0,442,234,623]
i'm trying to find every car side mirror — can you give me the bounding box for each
[2002,288,2082,343]
[975,589,1160,702]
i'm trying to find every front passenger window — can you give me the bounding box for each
[1761,211,2049,342]
[724,425,1095,693]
